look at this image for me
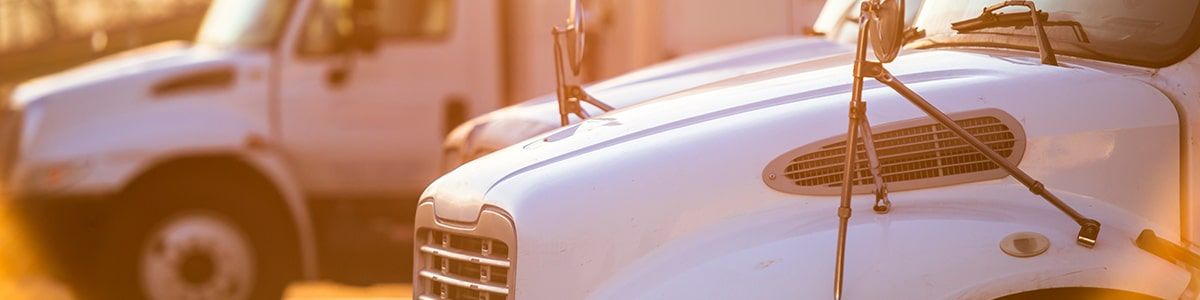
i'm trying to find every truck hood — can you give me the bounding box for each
[11,41,241,107]
[535,36,850,108]
[424,48,1155,223]
[447,37,850,156]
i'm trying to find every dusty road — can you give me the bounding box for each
[0,276,413,300]
[0,199,414,299]
[285,282,413,300]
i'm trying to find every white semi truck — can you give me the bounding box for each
[1,0,830,299]
[418,0,1200,298]
[6,0,505,298]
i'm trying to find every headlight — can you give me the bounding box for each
[23,159,91,193]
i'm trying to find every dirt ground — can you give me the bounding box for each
[284,282,413,300]
[0,197,412,300]
[0,276,413,300]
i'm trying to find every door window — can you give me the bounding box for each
[298,0,352,56]
[376,0,453,40]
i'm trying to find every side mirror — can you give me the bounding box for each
[352,0,380,53]
[560,0,586,75]
[551,0,612,126]
[867,0,904,63]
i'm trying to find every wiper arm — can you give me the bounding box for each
[952,9,1090,43]
[949,1,1063,65]
[952,10,1049,33]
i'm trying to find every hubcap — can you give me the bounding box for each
[140,211,255,300]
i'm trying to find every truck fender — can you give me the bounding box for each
[18,103,320,280]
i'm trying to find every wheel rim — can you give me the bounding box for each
[139,211,256,300]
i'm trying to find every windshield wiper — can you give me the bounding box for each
[953,12,1089,43]
[949,1,1070,65]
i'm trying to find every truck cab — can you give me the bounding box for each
[6,0,500,298]
[418,0,1200,298]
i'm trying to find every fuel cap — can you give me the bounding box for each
[1000,232,1050,258]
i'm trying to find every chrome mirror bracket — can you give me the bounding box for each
[551,1,613,126]
[831,1,1099,299]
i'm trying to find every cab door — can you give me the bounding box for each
[277,0,488,197]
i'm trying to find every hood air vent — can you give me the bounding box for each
[764,109,1026,195]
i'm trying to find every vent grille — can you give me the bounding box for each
[764,109,1026,195]
[415,206,517,300]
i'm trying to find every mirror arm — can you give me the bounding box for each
[833,8,876,300]
[552,27,613,126]
[833,1,1096,298]
[866,64,1099,246]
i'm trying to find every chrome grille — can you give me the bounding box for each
[763,109,1026,195]
[415,204,516,300]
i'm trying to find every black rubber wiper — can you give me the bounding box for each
[948,1,1078,66]
[953,10,1049,32]
[952,9,1089,43]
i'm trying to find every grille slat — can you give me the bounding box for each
[418,226,514,300]
[420,245,511,268]
[419,270,511,295]
[764,109,1026,195]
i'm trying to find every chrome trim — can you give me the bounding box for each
[420,245,511,268]
[414,201,517,299]
[419,270,511,295]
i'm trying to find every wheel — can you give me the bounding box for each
[92,174,297,300]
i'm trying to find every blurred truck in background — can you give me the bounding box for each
[6,0,507,298]
[0,0,212,96]
[441,0,919,169]
[0,0,825,299]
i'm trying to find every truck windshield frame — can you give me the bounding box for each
[196,0,298,50]
[909,0,1200,68]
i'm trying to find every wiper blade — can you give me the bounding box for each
[952,10,1089,43]
[952,10,1048,32]
[949,1,1061,65]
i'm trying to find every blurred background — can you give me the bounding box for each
[0,0,824,102]
[0,0,825,299]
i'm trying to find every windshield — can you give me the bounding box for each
[910,0,1200,68]
[196,0,296,49]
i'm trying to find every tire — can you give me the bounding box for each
[91,174,297,300]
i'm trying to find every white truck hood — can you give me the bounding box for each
[11,41,238,108]
[424,48,1163,224]
[450,37,850,155]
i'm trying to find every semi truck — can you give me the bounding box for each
[418,0,1200,298]
[2,0,824,299]
[6,0,506,298]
